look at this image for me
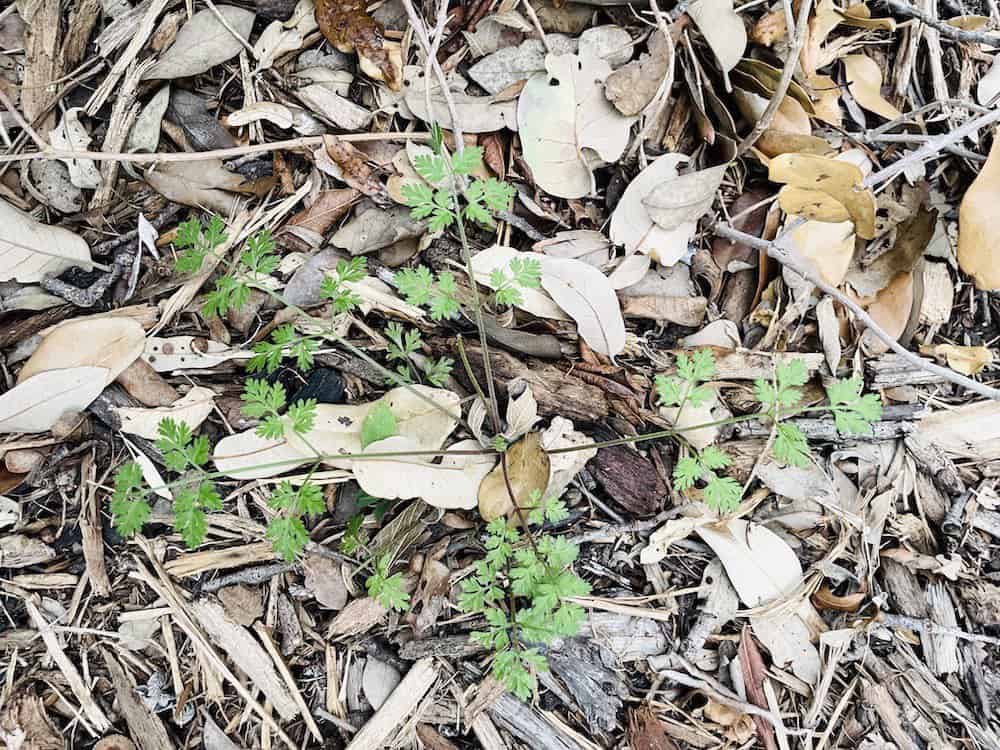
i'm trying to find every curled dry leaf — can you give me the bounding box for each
[642,163,729,231]
[114,386,216,440]
[768,153,876,239]
[478,431,550,520]
[540,256,626,358]
[604,29,671,116]
[958,133,1000,290]
[842,54,902,121]
[18,318,146,386]
[696,519,821,684]
[679,319,741,349]
[860,271,913,355]
[355,437,494,509]
[51,108,101,189]
[687,0,747,72]
[518,52,636,198]
[315,0,399,90]
[639,508,717,564]
[0,366,109,434]
[610,154,696,265]
[977,54,1000,106]
[402,67,516,133]
[228,102,296,129]
[142,6,255,80]
[0,197,93,283]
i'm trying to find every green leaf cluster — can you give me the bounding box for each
[459,518,589,700]
[241,379,316,440]
[395,266,461,321]
[655,349,717,409]
[320,257,367,315]
[174,215,228,274]
[249,325,319,375]
[673,446,742,512]
[490,257,541,308]
[366,553,410,611]
[385,321,453,387]
[401,146,515,232]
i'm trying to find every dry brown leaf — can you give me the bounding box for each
[354,437,495,509]
[687,0,747,72]
[784,218,855,286]
[769,153,876,238]
[958,134,1000,290]
[518,51,635,198]
[0,366,109,434]
[145,160,247,215]
[610,154,696,265]
[860,271,913,355]
[0,198,93,283]
[402,67,516,133]
[924,344,994,375]
[19,317,145,386]
[842,54,903,121]
[540,256,626,357]
[315,0,399,89]
[478,431,550,521]
[643,163,729,231]
[142,6,255,80]
[322,134,385,199]
[604,30,671,116]
[0,689,64,750]
[755,130,835,158]
[114,386,216,440]
[808,73,843,127]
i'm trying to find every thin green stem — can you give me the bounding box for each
[450,173,502,433]
[248,284,467,428]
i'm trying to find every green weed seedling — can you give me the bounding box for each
[655,350,882,512]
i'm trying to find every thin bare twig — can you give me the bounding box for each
[400,0,467,152]
[737,0,813,155]
[712,222,1000,400]
[881,0,1000,44]
[0,85,46,150]
[0,132,431,166]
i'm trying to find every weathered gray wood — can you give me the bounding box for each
[488,693,580,750]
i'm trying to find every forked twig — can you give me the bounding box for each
[737,0,813,155]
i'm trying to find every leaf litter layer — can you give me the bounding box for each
[0,0,999,748]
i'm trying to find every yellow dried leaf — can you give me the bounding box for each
[946,14,988,29]
[769,153,877,238]
[842,54,903,121]
[778,185,851,222]
[928,344,994,376]
[785,219,855,286]
[958,134,1000,290]
[808,73,843,126]
[756,130,835,157]
[838,5,897,30]
[478,432,551,521]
